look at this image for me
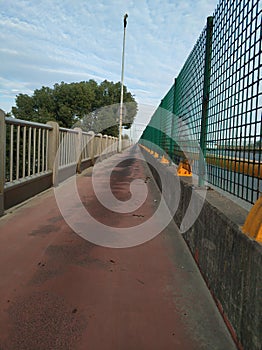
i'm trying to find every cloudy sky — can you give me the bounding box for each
[0,0,219,137]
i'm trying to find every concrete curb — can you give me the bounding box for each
[141,148,262,350]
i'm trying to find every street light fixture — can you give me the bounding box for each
[118,13,128,152]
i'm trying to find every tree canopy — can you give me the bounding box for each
[12,80,137,137]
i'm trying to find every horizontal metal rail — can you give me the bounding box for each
[1,110,131,214]
[59,127,79,134]
[5,117,53,129]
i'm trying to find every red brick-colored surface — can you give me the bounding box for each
[0,147,236,349]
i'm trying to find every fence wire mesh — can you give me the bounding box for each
[140,0,261,204]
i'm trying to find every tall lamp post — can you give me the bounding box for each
[118,13,128,152]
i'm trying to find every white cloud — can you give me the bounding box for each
[0,0,219,125]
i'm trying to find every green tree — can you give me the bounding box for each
[33,86,56,123]
[11,80,137,135]
[12,94,36,121]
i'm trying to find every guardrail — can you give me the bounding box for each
[4,117,52,184]
[0,109,131,215]
[140,0,261,204]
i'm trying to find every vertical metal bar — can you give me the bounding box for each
[159,100,163,155]
[16,125,20,180]
[62,132,64,166]
[0,109,5,215]
[22,126,26,178]
[37,128,41,173]
[61,132,64,166]
[42,129,45,172]
[59,131,62,166]
[45,130,49,171]
[170,79,177,161]
[66,132,68,164]
[64,132,66,165]
[28,127,31,176]
[69,133,72,164]
[33,128,36,175]
[71,134,76,163]
[70,133,73,163]
[199,16,214,187]
[64,132,67,165]
[68,133,71,164]
[65,132,68,165]
[10,124,13,182]
[63,132,65,166]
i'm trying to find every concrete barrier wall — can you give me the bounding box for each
[4,173,52,210]
[141,148,262,350]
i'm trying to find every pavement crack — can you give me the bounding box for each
[136,278,145,285]
[132,214,144,218]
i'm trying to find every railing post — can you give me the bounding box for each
[108,136,113,154]
[0,109,5,216]
[96,133,102,157]
[74,127,82,173]
[198,16,213,187]
[86,131,95,165]
[102,135,108,157]
[47,121,59,186]
[114,137,118,152]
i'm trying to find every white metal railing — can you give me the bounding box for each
[82,131,94,161]
[93,134,102,158]
[58,128,78,168]
[4,118,131,186]
[5,117,52,185]
[0,109,132,215]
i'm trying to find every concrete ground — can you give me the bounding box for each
[0,146,237,350]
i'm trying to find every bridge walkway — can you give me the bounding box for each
[0,146,237,350]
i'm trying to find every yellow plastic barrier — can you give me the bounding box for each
[160,155,170,165]
[177,159,192,176]
[154,152,159,158]
[242,196,262,243]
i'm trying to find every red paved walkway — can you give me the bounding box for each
[0,147,236,349]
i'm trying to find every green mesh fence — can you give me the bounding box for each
[140,0,261,204]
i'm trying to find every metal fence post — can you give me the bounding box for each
[0,109,5,216]
[170,78,177,161]
[47,121,59,186]
[198,16,213,187]
[159,99,163,154]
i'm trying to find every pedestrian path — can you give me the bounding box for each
[0,146,236,350]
